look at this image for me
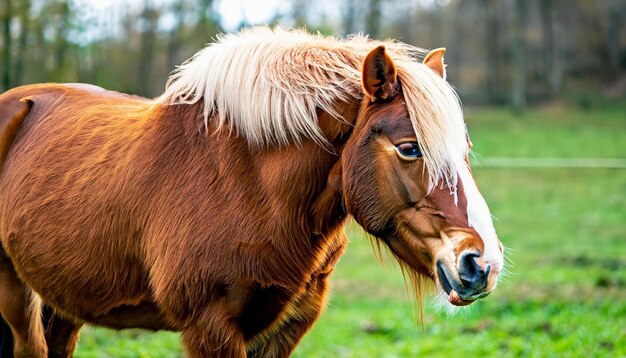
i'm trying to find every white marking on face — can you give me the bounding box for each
[456,160,503,271]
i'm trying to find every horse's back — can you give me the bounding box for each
[0,82,148,101]
[0,83,160,324]
[0,83,150,154]
[0,83,150,126]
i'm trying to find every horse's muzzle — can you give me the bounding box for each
[436,250,492,306]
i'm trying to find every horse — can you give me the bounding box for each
[0,27,504,357]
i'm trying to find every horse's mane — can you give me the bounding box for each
[159,27,468,191]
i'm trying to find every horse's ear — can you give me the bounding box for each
[423,48,447,80]
[362,45,398,102]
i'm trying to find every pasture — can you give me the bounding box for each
[74,105,626,357]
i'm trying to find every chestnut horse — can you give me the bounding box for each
[0,28,504,357]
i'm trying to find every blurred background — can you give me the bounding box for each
[1,0,625,106]
[1,0,625,357]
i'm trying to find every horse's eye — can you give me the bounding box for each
[395,142,422,161]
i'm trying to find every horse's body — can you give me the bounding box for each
[0,28,504,357]
[0,82,351,355]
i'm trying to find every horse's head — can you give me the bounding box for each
[342,46,504,308]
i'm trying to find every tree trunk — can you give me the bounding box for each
[366,0,382,38]
[199,0,219,35]
[293,0,308,28]
[540,0,559,96]
[13,0,30,86]
[448,0,465,89]
[342,0,358,36]
[483,0,501,104]
[166,1,185,75]
[606,7,621,72]
[53,1,70,76]
[138,0,157,96]
[550,0,564,95]
[511,0,527,113]
[1,0,13,91]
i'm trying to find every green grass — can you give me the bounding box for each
[466,104,626,159]
[74,106,626,357]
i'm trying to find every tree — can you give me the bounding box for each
[540,0,564,96]
[13,0,30,87]
[342,0,358,36]
[511,0,527,112]
[1,0,12,91]
[195,0,220,42]
[167,1,186,75]
[293,0,308,28]
[605,1,624,73]
[365,0,382,38]
[137,0,159,96]
[483,0,502,104]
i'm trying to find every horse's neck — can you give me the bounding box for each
[256,142,347,236]
[151,102,351,288]
[310,159,346,234]
[156,101,349,237]
[262,103,358,236]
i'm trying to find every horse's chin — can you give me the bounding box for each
[447,290,475,306]
[435,270,476,308]
[431,287,475,314]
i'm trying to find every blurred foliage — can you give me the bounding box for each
[0,0,624,106]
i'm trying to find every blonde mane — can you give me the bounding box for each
[159,27,468,190]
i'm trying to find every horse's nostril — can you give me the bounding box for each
[458,251,488,290]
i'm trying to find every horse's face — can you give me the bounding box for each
[342,46,504,307]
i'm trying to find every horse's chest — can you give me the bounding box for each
[237,278,322,345]
[237,284,292,340]
[239,232,347,343]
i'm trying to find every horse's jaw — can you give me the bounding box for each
[375,209,502,311]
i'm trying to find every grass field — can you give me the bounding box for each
[74,105,626,357]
